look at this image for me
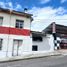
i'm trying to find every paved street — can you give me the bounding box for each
[0,55,67,67]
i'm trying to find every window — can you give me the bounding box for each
[32,36,43,41]
[15,20,24,29]
[0,39,3,50]
[32,45,38,51]
[0,17,3,26]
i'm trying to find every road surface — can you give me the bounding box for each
[0,55,67,67]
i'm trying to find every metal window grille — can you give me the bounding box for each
[15,20,24,29]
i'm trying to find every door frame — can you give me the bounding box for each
[12,39,22,56]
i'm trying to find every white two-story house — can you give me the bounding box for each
[0,8,33,58]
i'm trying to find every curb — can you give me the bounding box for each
[0,52,62,63]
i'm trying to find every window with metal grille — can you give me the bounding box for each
[0,17,3,26]
[0,39,3,50]
[32,45,38,51]
[15,20,24,29]
[32,36,43,42]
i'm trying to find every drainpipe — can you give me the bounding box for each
[6,9,12,57]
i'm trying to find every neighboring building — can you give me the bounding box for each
[32,31,54,52]
[0,8,33,58]
[32,22,67,52]
[43,22,67,50]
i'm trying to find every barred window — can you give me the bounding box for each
[0,17,3,26]
[0,39,3,50]
[15,20,24,29]
[32,45,38,51]
[32,36,43,42]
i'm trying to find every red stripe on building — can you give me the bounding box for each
[0,26,30,36]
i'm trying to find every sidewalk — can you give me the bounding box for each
[58,50,67,55]
[0,51,62,63]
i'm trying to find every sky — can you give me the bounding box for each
[0,0,67,31]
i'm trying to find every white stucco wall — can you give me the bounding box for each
[0,34,32,58]
[32,34,54,52]
[0,34,8,58]
[0,12,31,29]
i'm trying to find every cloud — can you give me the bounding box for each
[40,0,50,4]
[55,7,67,15]
[29,6,67,31]
[61,0,67,3]
[8,2,13,8]
[0,2,6,8]
[15,4,22,10]
[0,1,22,11]
[6,2,13,10]
[0,1,13,9]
